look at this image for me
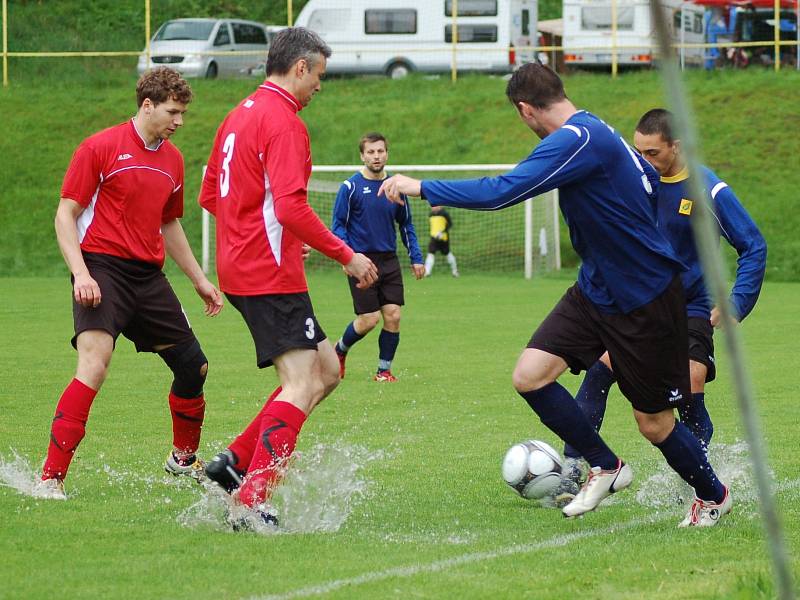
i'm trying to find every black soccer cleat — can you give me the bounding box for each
[204,449,245,493]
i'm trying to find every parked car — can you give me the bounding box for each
[294,0,538,78]
[137,18,270,78]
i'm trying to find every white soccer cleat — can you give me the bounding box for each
[562,460,633,518]
[38,478,67,500]
[164,452,206,482]
[678,485,732,527]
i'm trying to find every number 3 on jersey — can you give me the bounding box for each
[219,132,236,198]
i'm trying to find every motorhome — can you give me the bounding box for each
[562,0,706,68]
[294,0,538,78]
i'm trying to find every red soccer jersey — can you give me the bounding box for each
[61,120,185,267]
[198,82,353,295]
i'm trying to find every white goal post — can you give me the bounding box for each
[201,164,560,278]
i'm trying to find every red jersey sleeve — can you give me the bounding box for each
[198,127,224,216]
[61,141,102,207]
[162,154,184,223]
[266,131,354,265]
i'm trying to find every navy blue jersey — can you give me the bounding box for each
[332,172,423,264]
[420,111,684,314]
[657,166,766,320]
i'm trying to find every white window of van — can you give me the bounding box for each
[444,0,498,17]
[444,24,498,42]
[232,23,267,45]
[365,9,417,34]
[580,6,634,30]
[308,9,351,34]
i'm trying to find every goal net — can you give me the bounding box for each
[202,165,560,278]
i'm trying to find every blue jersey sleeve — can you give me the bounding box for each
[709,177,767,320]
[395,197,424,264]
[420,125,596,210]
[331,180,353,245]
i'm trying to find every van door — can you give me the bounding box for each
[230,22,270,75]
[511,0,538,65]
[210,22,236,76]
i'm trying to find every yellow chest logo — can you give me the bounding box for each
[679,199,693,215]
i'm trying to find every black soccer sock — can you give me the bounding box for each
[677,393,714,450]
[519,382,619,470]
[564,361,616,459]
[338,321,366,353]
[378,329,399,372]
[654,420,725,503]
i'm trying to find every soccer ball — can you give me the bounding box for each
[502,439,564,500]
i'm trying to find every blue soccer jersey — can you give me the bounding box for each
[420,111,683,314]
[332,172,423,264]
[656,166,766,320]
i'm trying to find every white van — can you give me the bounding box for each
[562,0,705,68]
[294,0,538,78]
[137,18,270,78]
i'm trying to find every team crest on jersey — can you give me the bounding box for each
[679,199,693,215]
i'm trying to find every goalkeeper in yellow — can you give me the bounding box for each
[424,206,459,277]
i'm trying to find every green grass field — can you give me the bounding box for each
[1,272,798,599]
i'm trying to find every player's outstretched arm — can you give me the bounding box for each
[344,253,378,289]
[55,198,101,308]
[162,219,223,317]
[378,175,422,205]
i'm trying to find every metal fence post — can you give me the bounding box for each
[2,0,8,87]
[774,0,781,71]
[611,0,618,78]
[451,0,459,82]
[145,0,151,68]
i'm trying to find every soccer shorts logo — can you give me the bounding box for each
[305,317,315,340]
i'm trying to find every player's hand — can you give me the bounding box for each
[378,175,422,205]
[411,264,425,280]
[344,253,378,289]
[194,278,223,317]
[301,243,312,261]
[710,305,738,329]
[73,272,102,308]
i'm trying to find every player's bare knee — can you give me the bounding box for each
[158,338,208,398]
[635,412,674,444]
[357,312,381,332]
[512,368,542,393]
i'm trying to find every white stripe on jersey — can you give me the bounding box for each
[105,165,179,192]
[562,125,582,137]
[710,181,728,200]
[77,180,102,243]
[262,172,284,266]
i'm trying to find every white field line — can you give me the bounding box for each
[247,478,800,600]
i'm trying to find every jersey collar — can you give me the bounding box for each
[660,166,689,183]
[259,81,303,112]
[129,119,163,152]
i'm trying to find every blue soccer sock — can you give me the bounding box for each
[654,420,725,503]
[377,329,400,372]
[519,382,619,470]
[678,393,714,450]
[337,321,366,354]
[564,361,616,459]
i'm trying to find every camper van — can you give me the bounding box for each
[294,0,538,78]
[562,0,705,68]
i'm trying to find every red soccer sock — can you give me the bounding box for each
[228,386,281,472]
[42,378,98,480]
[168,392,205,456]
[238,400,307,508]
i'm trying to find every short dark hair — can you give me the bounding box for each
[505,62,566,109]
[359,132,387,153]
[266,27,332,76]
[136,67,192,108]
[636,108,675,143]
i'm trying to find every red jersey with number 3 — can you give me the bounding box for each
[198,82,353,295]
[61,120,184,267]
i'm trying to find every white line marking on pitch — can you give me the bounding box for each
[246,478,799,600]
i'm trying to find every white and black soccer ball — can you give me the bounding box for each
[502,439,564,500]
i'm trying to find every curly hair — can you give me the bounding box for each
[136,67,193,108]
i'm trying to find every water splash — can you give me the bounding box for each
[635,440,761,508]
[0,449,71,500]
[177,443,384,535]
